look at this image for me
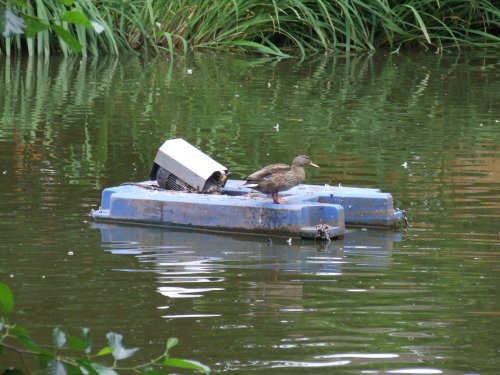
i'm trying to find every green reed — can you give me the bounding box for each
[1,0,499,56]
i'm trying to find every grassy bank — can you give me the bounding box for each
[1,0,499,56]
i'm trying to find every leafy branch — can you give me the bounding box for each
[0,0,105,54]
[0,283,210,374]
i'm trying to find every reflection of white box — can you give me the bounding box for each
[150,138,229,193]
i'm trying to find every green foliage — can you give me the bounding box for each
[0,0,499,56]
[83,0,500,55]
[0,283,14,315]
[0,283,210,374]
[0,0,116,56]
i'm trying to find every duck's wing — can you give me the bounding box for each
[245,163,290,181]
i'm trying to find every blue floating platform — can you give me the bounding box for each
[90,180,405,239]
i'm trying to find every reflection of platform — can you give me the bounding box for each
[90,180,405,238]
[93,223,400,321]
[93,223,399,276]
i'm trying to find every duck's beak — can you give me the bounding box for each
[310,161,319,168]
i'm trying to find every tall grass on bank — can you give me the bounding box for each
[1,0,499,57]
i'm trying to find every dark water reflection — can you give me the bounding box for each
[0,51,499,374]
[96,224,402,372]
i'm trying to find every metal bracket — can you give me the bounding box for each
[315,223,331,242]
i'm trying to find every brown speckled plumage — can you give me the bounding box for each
[243,155,319,204]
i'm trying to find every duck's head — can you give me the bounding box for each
[293,155,319,168]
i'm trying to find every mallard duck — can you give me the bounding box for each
[243,155,319,204]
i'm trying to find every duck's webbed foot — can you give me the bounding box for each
[272,192,287,204]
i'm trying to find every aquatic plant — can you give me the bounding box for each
[0,0,499,56]
[0,283,210,374]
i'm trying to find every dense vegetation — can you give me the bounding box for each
[0,0,499,57]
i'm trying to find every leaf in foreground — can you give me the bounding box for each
[95,346,113,357]
[68,334,88,352]
[90,363,118,375]
[163,358,210,374]
[60,8,92,28]
[106,332,139,360]
[0,283,14,315]
[90,21,105,34]
[49,24,82,53]
[1,9,26,37]
[24,17,49,37]
[53,327,67,348]
[166,337,179,352]
[48,359,67,375]
[82,327,92,344]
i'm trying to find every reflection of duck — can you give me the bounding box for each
[243,155,319,204]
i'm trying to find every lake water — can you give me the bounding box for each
[0,51,499,374]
